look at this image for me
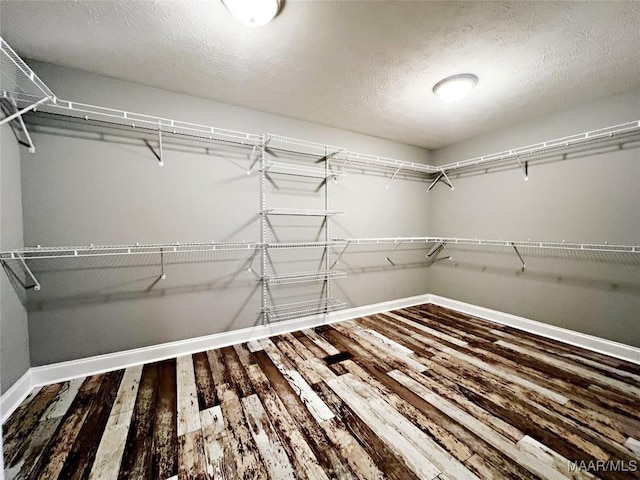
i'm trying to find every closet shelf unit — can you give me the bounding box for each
[331,236,640,271]
[264,270,347,286]
[260,133,346,323]
[262,298,347,322]
[2,36,639,319]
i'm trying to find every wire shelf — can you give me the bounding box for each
[0,36,56,104]
[266,133,347,159]
[262,208,344,216]
[268,241,346,249]
[343,151,437,174]
[31,99,263,147]
[262,161,343,179]
[333,237,640,254]
[440,120,640,173]
[0,241,262,260]
[264,270,347,285]
[263,298,347,321]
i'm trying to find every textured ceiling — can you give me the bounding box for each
[1,1,639,149]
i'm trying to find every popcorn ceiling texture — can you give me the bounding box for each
[1,1,639,149]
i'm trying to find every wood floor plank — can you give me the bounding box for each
[302,328,340,355]
[496,339,640,398]
[245,364,330,480]
[343,359,475,463]
[41,378,84,421]
[2,383,65,466]
[427,351,640,467]
[192,352,216,411]
[110,364,144,417]
[241,394,296,480]
[217,383,269,479]
[28,374,104,480]
[4,418,62,480]
[88,409,135,480]
[200,405,237,480]
[58,370,125,480]
[253,350,357,479]
[625,437,640,459]
[383,311,470,347]
[177,355,201,436]
[327,373,443,480]
[516,435,596,480]
[333,321,428,373]
[313,381,418,480]
[153,359,178,480]
[259,338,335,422]
[221,346,254,398]
[389,368,572,480]
[118,363,160,479]
[178,430,208,480]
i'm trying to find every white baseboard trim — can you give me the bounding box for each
[4,292,639,423]
[1,370,33,424]
[28,293,431,389]
[427,294,640,365]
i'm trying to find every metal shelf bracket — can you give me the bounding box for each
[427,169,455,192]
[385,241,404,264]
[16,254,41,291]
[511,241,526,271]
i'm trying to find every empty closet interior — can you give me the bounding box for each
[1,1,639,479]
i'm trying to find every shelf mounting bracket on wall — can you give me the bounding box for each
[0,96,47,153]
[385,241,404,264]
[511,241,526,271]
[516,157,528,181]
[426,240,451,264]
[330,241,351,269]
[386,164,404,189]
[16,254,41,291]
[160,249,166,280]
[427,168,455,192]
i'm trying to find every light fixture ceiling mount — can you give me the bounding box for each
[221,0,282,27]
[433,74,478,102]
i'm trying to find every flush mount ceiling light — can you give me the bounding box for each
[433,74,478,102]
[221,0,282,27]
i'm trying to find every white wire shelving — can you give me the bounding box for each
[0,36,261,151]
[0,241,261,260]
[262,298,347,322]
[262,160,344,179]
[264,270,347,286]
[0,241,262,291]
[262,208,344,216]
[0,37,56,115]
[331,236,640,271]
[265,133,437,176]
[436,121,640,182]
[333,236,640,254]
[268,241,346,249]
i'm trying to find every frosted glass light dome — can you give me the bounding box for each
[433,74,479,102]
[222,0,282,27]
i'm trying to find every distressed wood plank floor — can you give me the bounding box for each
[4,304,640,479]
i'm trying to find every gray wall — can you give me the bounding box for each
[21,60,432,366]
[1,123,30,394]
[428,88,640,346]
